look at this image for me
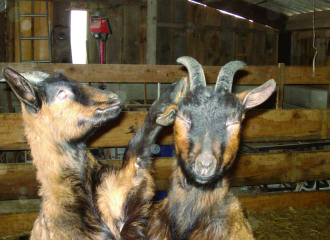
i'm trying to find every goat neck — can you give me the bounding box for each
[3,67,121,239]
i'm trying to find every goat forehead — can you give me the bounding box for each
[180,90,241,120]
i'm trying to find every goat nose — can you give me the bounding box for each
[195,153,216,176]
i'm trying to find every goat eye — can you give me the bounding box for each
[57,90,67,100]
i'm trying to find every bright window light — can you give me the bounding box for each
[218,9,246,19]
[71,10,88,64]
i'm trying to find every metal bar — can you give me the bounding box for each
[31,0,35,61]
[46,0,52,62]
[20,14,47,17]
[21,60,51,63]
[21,37,49,40]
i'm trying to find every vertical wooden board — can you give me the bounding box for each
[0,4,6,62]
[192,29,206,64]
[205,5,221,26]
[156,27,171,65]
[140,5,147,64]
[204,31,221,66]
[291,31,299,65]
[123,5,140,64]
[34,40,49,61]
[247,23,266,65]
[220,13,235,65]
[6,0,16,62]
[203,6,221,66]
[34,1,49,61]
[52,2,70,27]
[17,1,32,61]
[326,38,330,65]
[190,4,207,64]
[186,2,196,58]
[157,0,171,23]
[315,37,327,66]
[173,0,188,24]
[172,28,187,64]
[265,30,278,65]
[235,18,251,63]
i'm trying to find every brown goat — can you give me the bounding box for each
[147,57,276,240]
[2,68,188,240]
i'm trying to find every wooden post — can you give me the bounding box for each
[146,0,157,65]
[276,63,285,109]
[146,0,157,104]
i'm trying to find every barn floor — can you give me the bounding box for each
[247,207,330,240]
[1,207,329,240]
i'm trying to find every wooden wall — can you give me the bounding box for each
[14,1,52,62]
[292,29,330,66]
[51,0,278,65]
[157,0,278,66]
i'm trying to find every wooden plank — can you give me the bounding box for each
[1,150,330,200]
[1,190,330,237]
[199,0,288,30]
[276,63,285,109]
[0,211,38,236]
[0,3,6,62]
[140,5,147,64]
[2,63,330,84]
[122,5,140,64]
[247,22,266,66]
[146,0,157,65]
[220,12,235,65]
[34,1,49,61]
[6,0,15,62]
[106,6,123,64]
[52,0,146,4]
[1,109,330,151]
[240,190,330,211]
[235,18,251,63]
[286,10,330,31]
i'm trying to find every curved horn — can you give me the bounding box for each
[215,61,246,92]
[177,56,206,90]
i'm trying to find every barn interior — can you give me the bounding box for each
[0,0,330,239]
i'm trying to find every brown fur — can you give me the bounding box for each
[4,69,179,240]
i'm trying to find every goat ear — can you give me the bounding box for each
[156,105,178,127]
[2,67,40,112]
[239,79,276,110]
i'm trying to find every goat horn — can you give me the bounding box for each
[215,61,246,92]
[177,56,206,90]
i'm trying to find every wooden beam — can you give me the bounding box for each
[157,22,279,34]
[50,0,147,5]
[198,0,288,30]
[276,63,285,109]
[1,109,330,150]
[1,63,330,85]
[1,150,330,200]
[0,191,330,237]
[286,10,330,31]
[240,190,330,211]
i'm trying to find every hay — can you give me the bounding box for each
[1,207,329,239]
[247,207,330,240]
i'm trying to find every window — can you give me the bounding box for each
[70,10,88,64]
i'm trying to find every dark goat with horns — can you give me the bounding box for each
[2,67,188,240]
[148,56,276,240]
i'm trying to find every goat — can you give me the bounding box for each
[147,56,276,240]
[2,67,188,239]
